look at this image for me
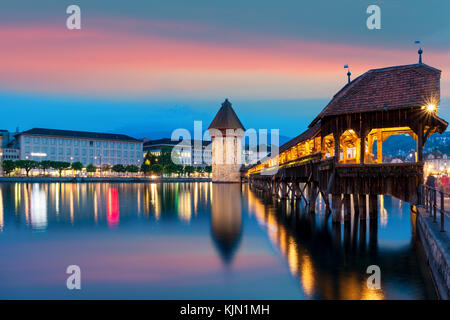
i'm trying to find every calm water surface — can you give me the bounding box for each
[0,182,437,299]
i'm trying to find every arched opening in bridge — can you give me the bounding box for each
[364,127,417,164]
[339,129,360,164]
[322,134,335,159]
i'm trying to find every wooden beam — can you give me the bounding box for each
[343,194,351,221]
[369,194,378,219]
[358,194,367,220]
[376,129,383,163]
[332,194,342,223]
[417,122,424,162]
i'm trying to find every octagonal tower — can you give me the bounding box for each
[208,99,245,183]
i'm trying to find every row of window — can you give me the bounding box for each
[25,156,140,165]
[24,136,141,150]
[24,146,141,158]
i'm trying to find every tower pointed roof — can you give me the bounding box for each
[208,99,245,130]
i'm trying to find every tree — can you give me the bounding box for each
[204,166,212,174]
[151,163,163,175]
[86,164,97,175]
[144,152,158,166]
[125,165,139,175]
[40,160,52,175]
[71,161,83,173]
[140,163,151,175]
[112,164,126,175]
[164,163,178,176]
[15,160,37,177]
[51,161,71,177]
[101,164,111,174]
[184,165,195,176]
[195,166,204,174]
[159,146,174,166]
[1,160,15,176]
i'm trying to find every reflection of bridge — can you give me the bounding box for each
[247,189,436,299]
[246,59,448,223]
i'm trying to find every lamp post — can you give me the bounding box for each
[94,155,102,176]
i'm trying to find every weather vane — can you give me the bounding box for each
[415,40,423,64]
[344,64,351,83]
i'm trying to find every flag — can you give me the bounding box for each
[344,64,348,69]
[414,40,421,44]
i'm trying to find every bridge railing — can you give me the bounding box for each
[420,185,449,232]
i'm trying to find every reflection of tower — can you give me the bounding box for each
[211,184,242,265]
[208,99,245,183]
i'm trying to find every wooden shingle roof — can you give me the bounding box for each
[208,99,245,130]
[279,122,321,154]
[310,63,441,126]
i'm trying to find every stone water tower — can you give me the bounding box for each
[208,99,244,183]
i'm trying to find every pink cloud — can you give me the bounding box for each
[0,20,449,99]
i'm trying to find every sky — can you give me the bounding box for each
[0,0,449,139]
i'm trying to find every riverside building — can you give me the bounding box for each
[16,128,143,166]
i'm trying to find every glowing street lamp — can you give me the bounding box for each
[425,104,437,113]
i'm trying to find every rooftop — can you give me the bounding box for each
[208,99,245,130]
[310,63,441,126]
[144,138,211,148]
[18,128,141,142]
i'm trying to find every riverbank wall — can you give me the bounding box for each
[0,177,211,183]
[415,206,450,300]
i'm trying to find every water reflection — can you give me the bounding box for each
[0,182,437,299]
[211,184,242,265]
[107,188,119,227]
[246,189,435,299]
[30,184,47,230]
[0,183,214,230]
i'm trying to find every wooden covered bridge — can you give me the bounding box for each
[246,61,448,223]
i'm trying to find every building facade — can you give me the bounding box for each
[16,128,143,167]
[424,150,449,175]
[0,130,20,161]
[143,138,212,167]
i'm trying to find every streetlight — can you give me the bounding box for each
[426,104,437,113]
[94,155,103,176]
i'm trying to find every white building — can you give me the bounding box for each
[16,128,143,167]
[0,131,20,161]
[424,150,449,175]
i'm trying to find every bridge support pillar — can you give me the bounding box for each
[352,194,359,217]
[272,180,278,198]
[280,181,288,199]
[332,194,342,223]
[343,194,351,221]
[358,194,367,220]
[308,183,318,213]
[368,194,378,219]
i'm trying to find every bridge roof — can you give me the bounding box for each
[310,63,441,126]
[279,122,321,154]
[208,99,245,130]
